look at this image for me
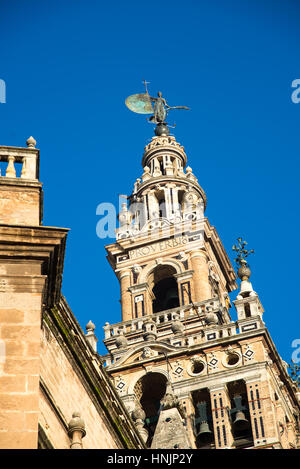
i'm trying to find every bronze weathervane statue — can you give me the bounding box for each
[125,80,190,136]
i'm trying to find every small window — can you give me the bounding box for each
[192,361,205,374]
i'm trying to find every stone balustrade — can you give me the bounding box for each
[0,138,39,181]
[103,298,222,341]
[101,296,267,368]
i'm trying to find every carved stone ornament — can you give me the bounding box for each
[132,404,146,422]
[208,353,219,369]
[243,344,255,361]
[205,312,218,326]
[190,355,203,365]
[115,333,128,349]
[140,346,155,360]
[177,251,187,261]
[132,264,142,275]
[173,360,184,378]
[171,318,184,334]
[115,376,126,393]
[160,382,179,410]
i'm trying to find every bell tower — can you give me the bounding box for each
[103,101,300,449]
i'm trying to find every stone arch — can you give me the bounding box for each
[128,367,170,395]
[131,370,170,447]
[139,258,183,284]
[139,259,184,314]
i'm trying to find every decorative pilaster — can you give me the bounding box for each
[245,380,274,447]
[190,250,211,302]
[119,270,131,321]
[209,386,234,449]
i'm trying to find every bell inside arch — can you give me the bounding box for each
[233,410,249,432]
[196,421,213,445]
[195,400,214,446]
[164,287,179,310]
[231,395,250,432]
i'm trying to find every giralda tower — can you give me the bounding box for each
[102,89,300,449]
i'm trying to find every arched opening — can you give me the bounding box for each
[244,303,251,318]
[155,190,166,218]
[192,388,215,449]
[134,372,168,447]
[149,265,180,314]
[227,380,254,448]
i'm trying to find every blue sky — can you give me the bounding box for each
[1,0,300,360]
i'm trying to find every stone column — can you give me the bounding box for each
[119,270,132,322]
[190,250,211,302]
[209,385,234,449]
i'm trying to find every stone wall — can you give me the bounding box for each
[0,287,43,448]
[40,320,121,449]
[0,181,42,226]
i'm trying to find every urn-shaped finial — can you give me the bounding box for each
[26,136,36,148]
[115,332,128,349]
[237,259,251,280]
[68,412,86,436]
[85,320,95,332]
[232,237,254,279]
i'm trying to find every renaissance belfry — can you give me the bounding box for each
[102,85,300,449]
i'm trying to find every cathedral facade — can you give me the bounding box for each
[0,130,299,449]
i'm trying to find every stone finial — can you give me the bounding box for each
[205,311,219,326]
[86,320,95,332]
[115,333,128,349]
[142,319,157,341]
[237,260,251,281]
[68,412,86,449]
[171,315,184,334]
[85,320,98,353]
[26,136,36,148]
[142,166,151,182]
[233,238,257,298]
